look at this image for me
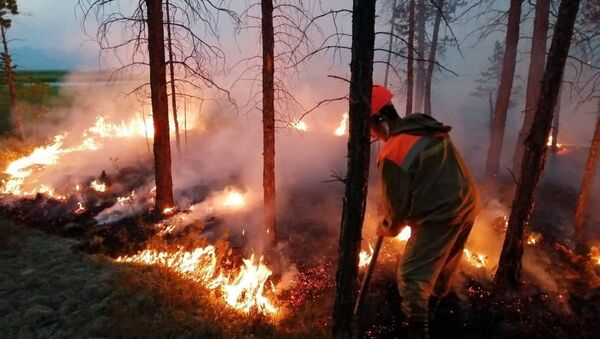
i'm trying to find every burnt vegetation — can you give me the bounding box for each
[0,0,599,338]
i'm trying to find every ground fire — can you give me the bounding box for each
[1,1,599,338]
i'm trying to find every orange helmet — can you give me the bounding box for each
[371,85,394,115]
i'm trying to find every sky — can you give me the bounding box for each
[8,1,99,69]
[5,0,598,150]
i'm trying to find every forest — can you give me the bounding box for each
[0,0,599,338]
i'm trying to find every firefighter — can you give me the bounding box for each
[370,85,480,338]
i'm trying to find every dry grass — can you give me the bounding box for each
[0,136,33,171]
[0,219,25,250]
[110,262,280,338]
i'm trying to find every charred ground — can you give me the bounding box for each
[0,145,598,338]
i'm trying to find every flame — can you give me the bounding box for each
[546,135,563,148]
[462,248,487,269]
[86,116,153,139]
[334,112,349,136]
[590,246,600,265]
[163,207,176,215]
[222,255,277,314]
[74,202,85,214]
[1,114,198,199]
[117,191,136,205]
[116,246,278,315]
[90,180,106,192]
[526,232,542,245]
[358,243,374,268]
[395,226,412,242]
[291,120,308,131]
[222,191,246,208]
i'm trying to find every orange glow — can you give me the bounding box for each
[395,226,412,242]
[222,190,246,208]
[116,246,278,315]
[547,135,563,148]
[358,243,374,268]
[590,246,600,265]
[334,112,349,136]
[74,202,86,214]
[526,232,542,245]
[163,207,176,215]
[463,248,487,269]
[291,120,308,131]
[1,114,199,199]
[90,180,106,192]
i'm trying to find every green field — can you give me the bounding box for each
[0,70,69,134]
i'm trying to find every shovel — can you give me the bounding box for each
[353,236,384,317]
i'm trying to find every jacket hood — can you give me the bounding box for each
[390,113,452,135]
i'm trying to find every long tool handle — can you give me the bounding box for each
[353,236,384,317]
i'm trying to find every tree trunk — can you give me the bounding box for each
[489,90,495,132]
[146,0,175,211]
[415,0,426,112]
[262,0,277,244]
[331,0,376,336]
[494,0,580,289]
[1,25,22,139]
[383,0,397,88]
[423,0,444,116]
[405,0,415,116]
[165,0,181,156]
[574,101,600,253]
[512,0,550,175]
[485,0,522,182]
[551,87,561,152]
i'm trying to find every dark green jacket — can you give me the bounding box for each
[378,113,480,229]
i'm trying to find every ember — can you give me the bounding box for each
[74,202,85,214]
[526,232,542,245]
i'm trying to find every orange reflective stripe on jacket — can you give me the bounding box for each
[378,134,432,170]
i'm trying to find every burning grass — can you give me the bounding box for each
[0,110,599,337]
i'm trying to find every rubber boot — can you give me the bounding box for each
[406,317,430,339]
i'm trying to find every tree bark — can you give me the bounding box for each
[574,101,600,253]
[415,0,426,112]
[406,0,415,116]
[383,0,397,88]
[1,25,22,139]
[262,0,277,244]
[165,0,181,156]
[331,0,376,336]
[551,87,561,152]
[512,0,550,175]
[485,0,522,182]
[494,0,580,289]
[423,0,444,116]
[489,90,494,132]
[146,0,174,211]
